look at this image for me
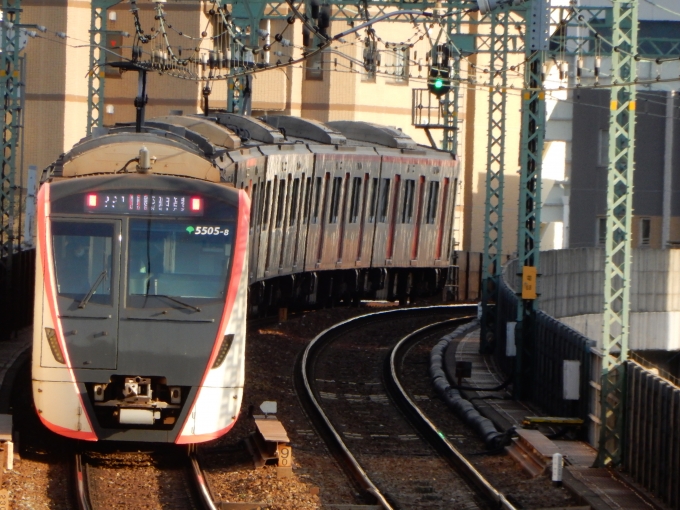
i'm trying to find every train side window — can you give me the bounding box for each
[426,181,439,224]
[401,179,415,224]
[312,176,323,223]
[349,177,362,223]
[328,176,342,224]
[378,178,391,223]
[262,181,272,228]
[368,177,378,223]
[250,183,258,227]
[275,178,287,228]
[302,176,312,224]
[289,178,300,227]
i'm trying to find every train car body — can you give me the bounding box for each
[33,128,250,443]
[32,112,459,443]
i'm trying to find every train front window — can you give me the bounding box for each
[127,219,234,303]
[52,222,113,304]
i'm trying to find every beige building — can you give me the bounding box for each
[18,0,532,256]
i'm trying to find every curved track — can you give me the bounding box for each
[296,305,514,509]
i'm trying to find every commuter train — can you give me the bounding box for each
[32,113,459,443]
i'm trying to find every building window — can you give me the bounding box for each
[387,46,409,83]
[640,218,651,246]
[597,217,606,245]
[598,129,609,167]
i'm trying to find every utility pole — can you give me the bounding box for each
[596,0,638,467]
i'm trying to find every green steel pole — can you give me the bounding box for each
[0,0,22,312]
[480,9,510,354]
[596,0,638,468]
[87,0,120,134]
[515,0,548,400]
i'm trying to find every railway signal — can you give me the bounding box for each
[428,66,451,97]
[427,44,452,98]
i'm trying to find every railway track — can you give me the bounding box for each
[74,445,216,510]
[296,305,515,509]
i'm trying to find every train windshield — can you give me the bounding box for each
[127,219,235,302]
[52,222,113,304]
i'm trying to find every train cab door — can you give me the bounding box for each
[49,219,121,370]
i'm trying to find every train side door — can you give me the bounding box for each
[49,219,120,369]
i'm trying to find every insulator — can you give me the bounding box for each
[559,61,568,80]
[217,51,223,69]
[257,29,269,39]
[280,38,291,47]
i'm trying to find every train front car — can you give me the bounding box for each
[32,133,249,443]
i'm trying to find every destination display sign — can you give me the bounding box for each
[84,193,204,216]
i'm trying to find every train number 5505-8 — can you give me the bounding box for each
[195,226,230,236]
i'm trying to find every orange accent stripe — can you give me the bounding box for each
[37,413,98,442]
[37,184,98,441]
[175,420,237,445]
[176,190,251,443]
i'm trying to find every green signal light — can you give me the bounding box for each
[434,78,443,89]
[186,226,195,234]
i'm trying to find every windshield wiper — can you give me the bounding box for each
[155,294,201,313]
[79,270,108,309]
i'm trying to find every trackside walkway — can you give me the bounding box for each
[446,324,666,510]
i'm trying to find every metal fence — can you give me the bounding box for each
[626,362,680,509]
[494,277,597,442]
[0,249,35,340]
[496,258,680,507]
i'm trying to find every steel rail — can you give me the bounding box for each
[386,318,517,510]
[74,453,93,510]
[297,304,476,509]
[188,450,219,510]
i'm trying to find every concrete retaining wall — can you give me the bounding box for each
[505,248,680,350]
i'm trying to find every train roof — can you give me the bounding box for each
[42,113,456,184]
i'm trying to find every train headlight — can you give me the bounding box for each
[45,327,65,364]
[212,334,235,368]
